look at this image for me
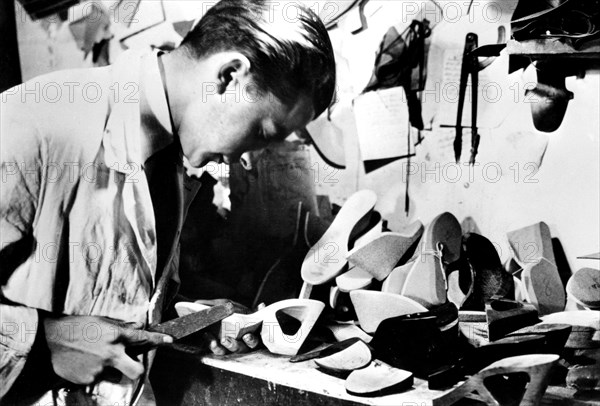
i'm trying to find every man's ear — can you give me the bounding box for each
[217,53,252,94]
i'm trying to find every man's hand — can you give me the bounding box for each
[43,315,173,385]
[194,299,261,356]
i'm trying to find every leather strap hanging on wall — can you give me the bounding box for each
[363,20,431,131]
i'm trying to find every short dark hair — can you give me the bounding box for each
[180,0,336,118]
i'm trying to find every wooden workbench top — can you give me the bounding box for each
[151,348,600,405]
[200,350,449,405]
[197,350,599,406]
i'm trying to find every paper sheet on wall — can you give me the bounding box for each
[415,127,472,165]
[354,87,411,161]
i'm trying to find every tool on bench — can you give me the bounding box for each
[134,302,235,354]
[51,303,235,402]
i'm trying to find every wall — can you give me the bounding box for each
[13,0,599,274]
[310,0,600,274]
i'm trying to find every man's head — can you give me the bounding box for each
[167,0,336,167]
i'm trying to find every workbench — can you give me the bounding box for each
[150,348,600,405]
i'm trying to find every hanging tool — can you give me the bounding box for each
[455,26,507,164]
[454,32,480,165]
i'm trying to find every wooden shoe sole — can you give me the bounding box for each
[522,258,565,316]
[345,359,413,397]
[381,261,414,295]
[566,267,600,309]
[350,290,427,334]
[336,267,373,292]
[402,213,462,307]
[301,190,377,286]
[507,222,556,267]
[314,339,372,373]
[346,221,423,281]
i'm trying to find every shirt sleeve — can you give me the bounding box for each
[0,304,39,398]
[0,83,43,398]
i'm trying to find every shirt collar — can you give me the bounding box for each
[102,49,176,174]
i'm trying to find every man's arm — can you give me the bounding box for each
[1,83,44,397]
[0,304,39,398]
[1,82,172,395]
[41,315,172,385]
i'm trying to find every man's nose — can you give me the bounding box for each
[239,152,253,171]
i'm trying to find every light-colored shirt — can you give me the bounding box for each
[0,49,193,403]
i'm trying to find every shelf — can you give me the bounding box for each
[506,38,600,73]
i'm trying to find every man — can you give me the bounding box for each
[0,0,336,403]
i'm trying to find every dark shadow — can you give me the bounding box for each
[483,372,529,406]
[0,234,36,286]
[552,238,572,288]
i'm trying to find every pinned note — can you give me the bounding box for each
[354,87,411,161]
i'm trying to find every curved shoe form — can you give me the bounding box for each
[566,268,600,310]
[507,222,556,267]
[522,258,565,316]
[402,213,462,307]
[175,299,324,356]
[352,212,383,249]
[508,224,564,315]
[446,268,473,309]
[462,233,514,311]
[325,321,373,344]
[381,262,414,295]
[350,290,427,334]
[336,267,373,293]
[314,339,372,374]
[260,299,324,356]
[429,334,547,389]
[445,249,474,309]
[345,360,413,397]
[433,354,559,406]
[301,190,377,286]
[346,221,423,281]
[334,212,385,293]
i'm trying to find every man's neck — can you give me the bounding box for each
[139,52,176,164]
